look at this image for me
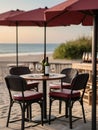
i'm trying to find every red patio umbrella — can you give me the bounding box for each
[45,0,98,130]
[46,0,93,26]
[7,7,69,62]
[0,9,24,25]
[7,7,53,121]
[7,7,48,62]
[7,7,71,120]
[0,9,25,66]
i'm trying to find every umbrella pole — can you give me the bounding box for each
[16,22,18,66]
[92,13,98,130]
[44,23,46,61]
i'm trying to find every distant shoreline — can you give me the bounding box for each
[0,52,53,62]
[0,52,52,57]
[0,43,59,55]
[0,52,81,63]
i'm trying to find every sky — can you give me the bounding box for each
[0,0,92,44]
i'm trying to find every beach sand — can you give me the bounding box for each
[0,53,95,130]
[0,52,81,63]
[0,79,92,130]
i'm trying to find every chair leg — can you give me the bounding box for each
[6,103,12,127]
[65,102,68,118]
[41,101,43,126]
[26,104,32,121]
[69,102,72,129]
[49,98,52,124]
[59,100,62,114]
[81,101,86,123]
[21,104,25,130]
[29,105,32,120]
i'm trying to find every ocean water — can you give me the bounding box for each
[0,43,60,56]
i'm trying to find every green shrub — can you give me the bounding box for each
[53,43,66,59]
[53,37,92,59]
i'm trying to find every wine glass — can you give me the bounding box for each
[36,63,42,73]
[88,52,92,63]
[82,52,86,62]
[50,64,56,73]
[29,63,34,72]
[85,52,89,62]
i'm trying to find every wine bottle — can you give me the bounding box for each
[44,57,50,76]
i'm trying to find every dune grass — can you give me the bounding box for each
[53,37,92,59]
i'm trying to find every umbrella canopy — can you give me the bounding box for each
[7,7,48,62]
[6,7,70,63]
[0,9,25,66]
[0,9,24,26]
[7,8,47,26]
[45,0,98,130]
[8,7,70,26]
[46,0,94,26]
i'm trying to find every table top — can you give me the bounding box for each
[21,73,65,81]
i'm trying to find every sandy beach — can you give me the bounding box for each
[0,52,82,63]
[0,53,51,62]
[0,76,92,130]
[0,53,96,130]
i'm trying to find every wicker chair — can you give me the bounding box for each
[49,68,78,113]
[5,75,43,130]
[9,66,39,91]
[49,73,89,129]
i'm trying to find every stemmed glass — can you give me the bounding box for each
[29,63,34,72]
[50,64,56,73]
[82,52,86,62]
[85,52,89,62]
[88,52,92,63]
[36,63,42,73]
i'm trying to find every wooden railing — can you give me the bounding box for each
[0,61,72,83]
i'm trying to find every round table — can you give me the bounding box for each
[21,73,66,121]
